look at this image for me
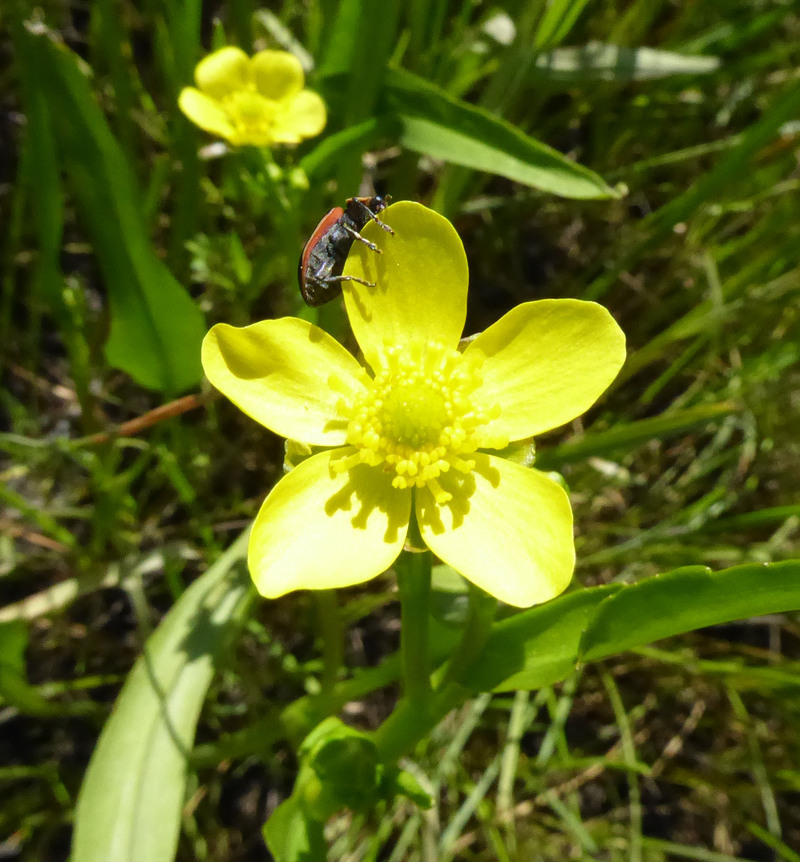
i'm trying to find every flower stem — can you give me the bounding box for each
[396,549,433,706]
[373,683,465,764]
[314,589,343,698]
[372,582,497,764]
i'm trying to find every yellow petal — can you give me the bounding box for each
[342,202,468,373]
[251,50,305,100]
[466,299,626,442]
[270,90,327,143]
[178,88,236,140]
[202,318,366,446]
[195,46,250,98]
[249,451,411,597]
[417,454,574,607]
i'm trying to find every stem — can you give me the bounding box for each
[314,589,343,698]
[396,549,433,706]
[373,583,497,764]
[373,683,466,764]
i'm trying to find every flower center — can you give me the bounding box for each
[382,384,448,448]
[331,342,506,504]
[223,90,278,143]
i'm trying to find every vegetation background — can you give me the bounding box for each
[2,0,800,859]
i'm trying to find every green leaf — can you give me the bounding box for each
[25,28,205,394]
[263,796,326,862]
[383,67,620,200]
[314,0,401,190]
[297,717,387,819]
[0,621,53,716]
[534,0,591,50]
[299,117,395,182]
[317,0,366,80]
[579,561,800,662]
[12,23,65,318]
[0,621,29,676]
[534,43,721,84]
[464,561,800,692]
[72,530,253,862]
[430,563,471,626]
[463,586,621,692]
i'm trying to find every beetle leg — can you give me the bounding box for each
[324,274,376,287]
[341,223,383,252]
[373,217,394,235]
[353,199,395,235]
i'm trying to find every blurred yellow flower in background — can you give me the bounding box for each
[202,203,626,607]
[179,47,326,146]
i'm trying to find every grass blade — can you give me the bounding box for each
[534,0,591,50]
[535,402,740,469]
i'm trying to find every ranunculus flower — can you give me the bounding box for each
[179,47,326,146]
[202,203,625,607]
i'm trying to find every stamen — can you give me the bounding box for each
[334,339,503,502]
[330,451,362,474]
[448,455,476,473]
[427,478,452,505]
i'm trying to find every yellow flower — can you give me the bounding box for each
[202,203,626,607]
[179,47,326,147]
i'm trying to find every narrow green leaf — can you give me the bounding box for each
[579,561,800,662]
[26,28,205,394]
[383,67,620,200]
[534,0,591,50]
[0,480,77,550]
[703,504,800,533]
[641,836,765,862]
[72,530,253,862]
[746,822,800,862]
[299,117,394,182]
[534,43,721,83]
[587,76,800,300]
[317,0,364,80]
[12,22,65,317]
[317,0,401,189]
[0,621,53,716]
[0,621,30,674]
[0,619,94,717]
[535,402,739,470]
[343,0,402,125]
[463,561,800,693]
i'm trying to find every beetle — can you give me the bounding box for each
[298,195,393,306]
